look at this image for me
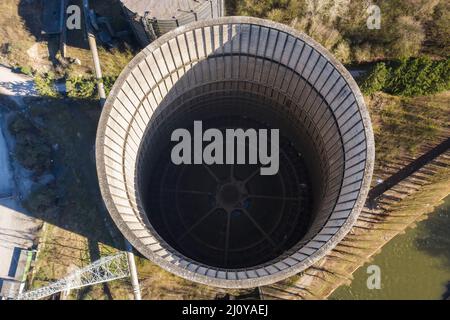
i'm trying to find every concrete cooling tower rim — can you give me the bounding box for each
[96,16,375,288]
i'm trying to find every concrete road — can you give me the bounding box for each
[0,64,37,103]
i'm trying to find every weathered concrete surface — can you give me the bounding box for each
[121,0,217,18]
[96,17,374,288]
[0,199,36,277]
[121,0,224,46]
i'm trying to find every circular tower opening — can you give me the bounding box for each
[96,17,374,288]
[140,97,316,269]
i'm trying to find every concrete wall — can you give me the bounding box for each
[96,17,374,288]
[121,0,225,47]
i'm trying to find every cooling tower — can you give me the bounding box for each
[96,17,374,288]
[121,0,225,46]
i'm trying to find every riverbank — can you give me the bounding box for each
[261,149,450,299]
[259,87,450,299]
[331,195,450,300]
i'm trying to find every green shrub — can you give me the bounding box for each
[14,134,51,174]
[18,65,33,76]
[23,183,58,214]
[360,63,389,95]
[103,76,117,96]
[34,73,59,97]
[386,57,450,96]
[8,114,51,174]
[360,57,450,96]
[66,76,97,99]
[66,75,117,99]
[8,114,34,135]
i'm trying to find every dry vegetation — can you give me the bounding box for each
[367,91,450,165]
[231,0,449,63]
[0,0,52,72]
[136,256,252,299]
[30,224,132,300]
[0,0,134,88]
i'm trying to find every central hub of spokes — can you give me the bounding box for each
[216,180,247,212]
[219,184,240,205]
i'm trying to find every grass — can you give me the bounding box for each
[367,91,449,165]
[30,224,90,290]
[34,73,60,98]
[64,46,134,79]
[0,0,51,71]
[0,0,34,64]
[22,97,119,298]
[26,98,110,241]
[8,113,52,175]
[135,256,250,300]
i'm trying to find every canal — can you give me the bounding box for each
[330,195,450,300]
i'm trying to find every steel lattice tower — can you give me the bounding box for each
[17,253,130,300]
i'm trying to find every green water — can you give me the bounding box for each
[330,195,450,300]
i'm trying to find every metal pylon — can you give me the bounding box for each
[17,252,130,300]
